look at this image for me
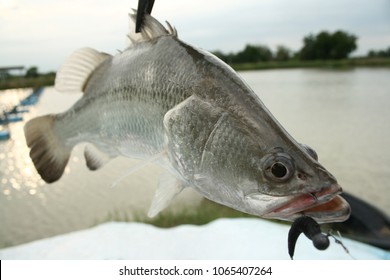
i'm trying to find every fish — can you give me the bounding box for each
[24,10,351,223]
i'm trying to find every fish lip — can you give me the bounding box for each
[262,183,350,222]
[299,195,351,223]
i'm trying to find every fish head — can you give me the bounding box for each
[244,143,351,223]
[164,92,350,224]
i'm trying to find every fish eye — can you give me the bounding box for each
[271,162,288,178]
[263,153,295,182]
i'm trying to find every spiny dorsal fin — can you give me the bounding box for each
[55,47,111,93]
[127,9,177,47]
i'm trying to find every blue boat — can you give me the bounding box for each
[0,113,23,124]
[0,129,10,140]
[7,105,29,114]
[19,87,44,106]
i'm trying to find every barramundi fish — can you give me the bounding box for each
[24,11,351,223]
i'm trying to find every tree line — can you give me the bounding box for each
[368,47,390,58]
[213,30,389,64]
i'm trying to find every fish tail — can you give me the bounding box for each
[24,115,71,183]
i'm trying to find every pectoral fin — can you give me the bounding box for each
[163,95,224,178]
[147,171,184,218]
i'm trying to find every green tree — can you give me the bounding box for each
[256,45,273,62]
[232,44,273,63]
[212,50,236,64]
[367,47,390,58]
[330,30,358,59]
[275,45,291,61]
[25,66,39,78]
[300,34,316,60]
[300,30,357,60]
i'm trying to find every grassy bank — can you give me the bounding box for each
[1,57,389,90]
[100,198,260,228]
[145,199,259,228]
[231,57,390,71]
[0,73,55,90]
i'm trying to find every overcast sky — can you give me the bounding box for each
[1,0,389,72]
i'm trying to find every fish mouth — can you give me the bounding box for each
[262,183,351,223]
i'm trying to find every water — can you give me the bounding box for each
[1,68,389,248]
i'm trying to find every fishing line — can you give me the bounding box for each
[327,230,356,259]
[110,151,165,188]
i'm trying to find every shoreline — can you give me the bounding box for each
[1,58,389,90]
[0,74,55,91]
[230,57,390,71]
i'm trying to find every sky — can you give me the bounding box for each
[1,0,389,72]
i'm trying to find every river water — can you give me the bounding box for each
[1,68,389,248]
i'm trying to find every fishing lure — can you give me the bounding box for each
[288,216,352,259]
[288,216,330,259]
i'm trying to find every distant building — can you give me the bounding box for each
[0,66,25,80]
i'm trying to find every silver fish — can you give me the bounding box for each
[24,11,350,223]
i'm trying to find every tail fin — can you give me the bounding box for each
[24,115,71,183]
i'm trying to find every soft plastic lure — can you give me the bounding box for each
[288,216,330,259]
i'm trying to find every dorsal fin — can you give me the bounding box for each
[55,47,111,93]
[127,9,177,47]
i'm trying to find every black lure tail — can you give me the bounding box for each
[288,216,330,259]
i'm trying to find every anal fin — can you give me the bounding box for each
[84,144,113,171]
